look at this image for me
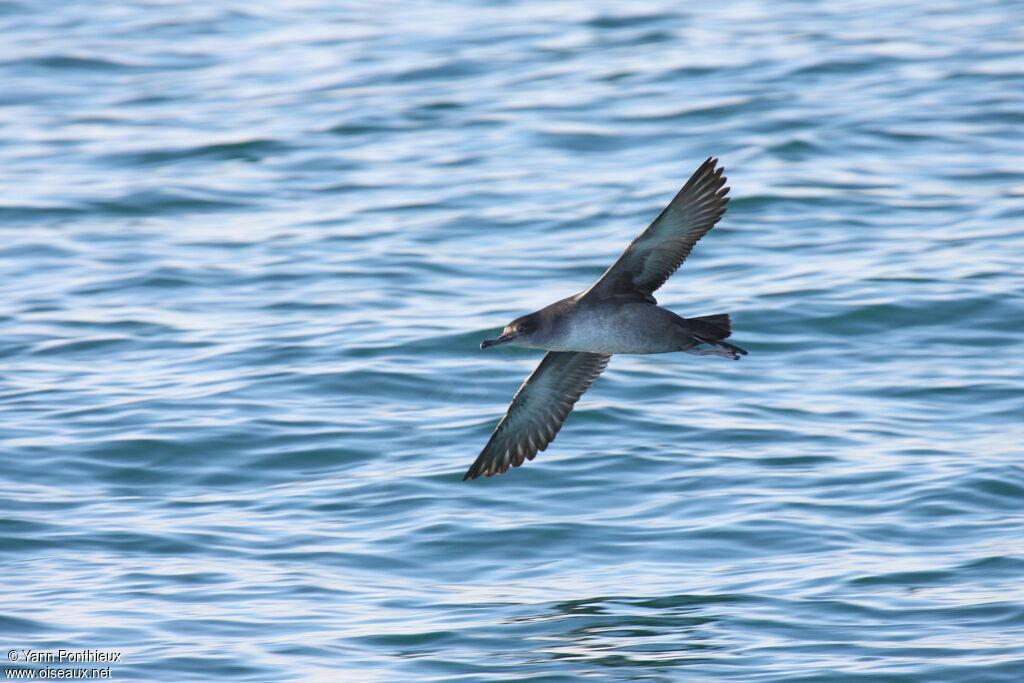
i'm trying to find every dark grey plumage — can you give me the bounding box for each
[586,156,729,303]
[462,351,610,480]
[465,158,746,480]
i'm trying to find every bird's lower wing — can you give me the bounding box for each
[584,157,729,303]
[463,351,611,480]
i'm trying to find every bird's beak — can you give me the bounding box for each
[481,333,515,350]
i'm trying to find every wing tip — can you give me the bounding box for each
[463,442,516,481]
[685,156,729,196]
[462,459,510,481]
[701,155,722,171]
[461,463,489,481]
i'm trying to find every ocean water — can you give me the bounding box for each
[2,0,1023,680]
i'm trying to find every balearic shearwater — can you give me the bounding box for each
[464,157,747,480]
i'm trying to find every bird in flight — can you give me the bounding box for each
[465,157,747,480]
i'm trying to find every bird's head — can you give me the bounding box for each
[481,312,542,349]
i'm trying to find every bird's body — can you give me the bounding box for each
[511,294,733,356]
[464,157,747,480]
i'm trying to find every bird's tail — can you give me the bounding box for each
[690,313,732,338]
[688,313,748,360]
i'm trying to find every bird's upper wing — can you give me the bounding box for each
[584,157,729,303]
[463,351,611,480]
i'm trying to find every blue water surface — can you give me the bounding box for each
[2,1,1024,681]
